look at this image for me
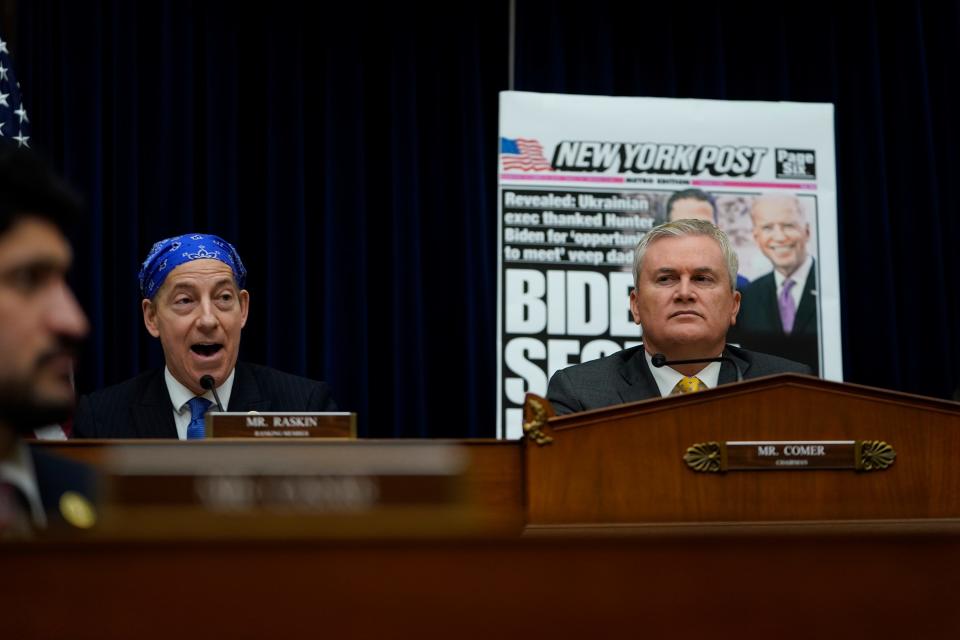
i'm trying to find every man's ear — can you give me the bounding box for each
[239,290,250,329]
[142,298,161,337]
[729,290,742,326]
[629,287,642,325]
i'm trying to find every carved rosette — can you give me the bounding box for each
[522,397,554,446]
[858,440,896,471]
[683,441,723,473]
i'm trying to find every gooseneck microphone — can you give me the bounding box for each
[651,353,743,382]
[199,375,225,412]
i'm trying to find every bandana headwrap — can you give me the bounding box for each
[138,233,247,299]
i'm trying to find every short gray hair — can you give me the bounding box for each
[633,219,739,292]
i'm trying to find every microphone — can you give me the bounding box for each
[200,375,225,412]
[651,353,743,382]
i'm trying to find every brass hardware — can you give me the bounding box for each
[59,491,97,529]
[684,441,723,473]
[857,440,896,471]
[522,397,554,446]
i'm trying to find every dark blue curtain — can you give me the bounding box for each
[14,1,507,437]
[513,0,960,398]
[10,0,960,439]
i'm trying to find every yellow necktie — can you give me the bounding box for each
[671,376,708,395]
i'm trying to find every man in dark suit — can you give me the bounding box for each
[73,233,336,438]
[547,219,810,415]
[665,188,749,290]
[0,145,97,535]
[734,195,819,373]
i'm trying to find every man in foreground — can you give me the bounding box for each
[0,145,96,535]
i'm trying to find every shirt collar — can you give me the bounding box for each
[644,349,722,397]
[165,367,236,414]
[773,253,813,293]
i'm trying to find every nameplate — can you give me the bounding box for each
[103,442,468,512]
[683,440,896,473]
[206,412,356,438]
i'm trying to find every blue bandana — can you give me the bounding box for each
[138,233,247,299]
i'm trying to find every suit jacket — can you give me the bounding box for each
[30,446,99,529]
[732,258,819,373]
[72,362,337,438]
[546,344,811,415]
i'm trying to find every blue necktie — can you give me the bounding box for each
[186,397,212,440]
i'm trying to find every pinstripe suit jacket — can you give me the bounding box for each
[72,362,337,438]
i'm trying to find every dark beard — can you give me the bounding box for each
[0,387,74,435]
[0,338,81,434]
[0,350,76,435]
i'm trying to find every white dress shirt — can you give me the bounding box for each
[165,367,236,440]
[645,350,722,397]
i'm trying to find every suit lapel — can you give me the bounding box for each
[617,347,662,402]
[227,363,272,412]
[793,258,817,334]
[760,276,783,330]
[131,370,178,438]
[720,347,750,384]
[31,448,99,530]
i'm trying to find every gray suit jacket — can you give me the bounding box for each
[546,344,811,415]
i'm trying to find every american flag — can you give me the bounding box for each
[0,34,30,148]
[500,137,553,171]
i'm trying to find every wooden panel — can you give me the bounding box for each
[4,528,960,638]
[458,440,524,517]
[33,439,525,523]
[526,375,960,523]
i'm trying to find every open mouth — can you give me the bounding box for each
[191,343,223,357]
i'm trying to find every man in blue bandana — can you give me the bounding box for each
[73,233,337,438]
